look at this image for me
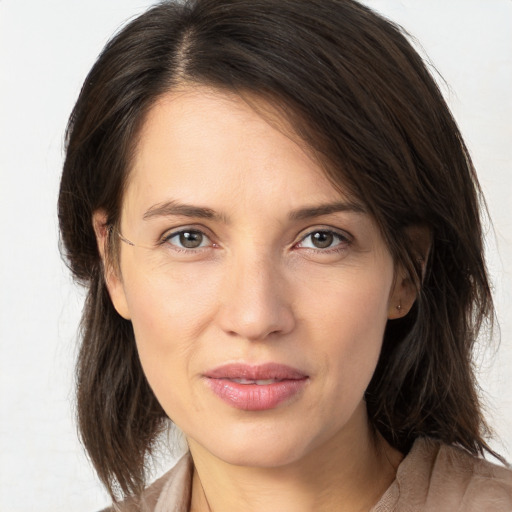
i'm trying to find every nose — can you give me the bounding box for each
[216,253,296,341]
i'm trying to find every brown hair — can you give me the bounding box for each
[58,0,497,502]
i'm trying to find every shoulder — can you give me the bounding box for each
[98,453,193,512]
[394,437,512,512]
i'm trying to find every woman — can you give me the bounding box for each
[58,0,512,510]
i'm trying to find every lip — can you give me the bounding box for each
[203,363,309,411]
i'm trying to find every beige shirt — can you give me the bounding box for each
[112,438,512,511]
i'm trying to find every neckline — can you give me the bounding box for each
[156,438,430,512]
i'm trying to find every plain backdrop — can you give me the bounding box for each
[0,1,511,510]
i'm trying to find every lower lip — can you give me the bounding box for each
[205,378,308,411]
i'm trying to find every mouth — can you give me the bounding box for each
[203,363,309,411]
[229,378,281,385]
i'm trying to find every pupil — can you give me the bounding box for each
[312,231,333,248]
[180,231,203,248]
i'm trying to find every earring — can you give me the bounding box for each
[396,302,402,313]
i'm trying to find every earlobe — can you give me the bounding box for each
[387,224,431,320]
[92,210,131,320]
[387,274,416,320]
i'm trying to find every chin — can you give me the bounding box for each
[190,417,338,469]
[215,440,309,469]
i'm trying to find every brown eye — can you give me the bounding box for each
[297,229,350,251]
[164,229,211,250]
[311,231,334,248]
[179,231,204,248]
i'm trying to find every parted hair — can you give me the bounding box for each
[58,0,497,502]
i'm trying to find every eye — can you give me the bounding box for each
[296,229,350,250]
[163,229,212,250]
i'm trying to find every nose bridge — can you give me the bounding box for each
[217,247,295,341]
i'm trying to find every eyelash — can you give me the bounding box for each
[294,228,352,253]
[158,226,352,255]
[159,228,217,253]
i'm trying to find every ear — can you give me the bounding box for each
[387,270,417,319]
[387,224,431,319]
[92,210,131,320]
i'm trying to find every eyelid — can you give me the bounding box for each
[158,224,218,248]
[294,226,353,250]
[298,225,352,241]
[155,223,352,252]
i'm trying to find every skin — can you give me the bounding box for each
[95,87,416,511]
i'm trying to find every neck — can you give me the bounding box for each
[188,406,402,512]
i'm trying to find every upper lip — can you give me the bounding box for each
[204,363,308,380]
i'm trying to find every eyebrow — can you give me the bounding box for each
[142,199,366,222]
[143,200,228,222]
[289,201,367,220]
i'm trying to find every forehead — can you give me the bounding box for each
[123,86,354,220]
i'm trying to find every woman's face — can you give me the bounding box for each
[104,87,406,467]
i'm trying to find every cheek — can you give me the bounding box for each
[125,260,218,334]
[121,262,221,396]
[299,267,392,389]
[300,261,392,337]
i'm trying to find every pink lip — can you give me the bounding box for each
[203,363,309,411]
